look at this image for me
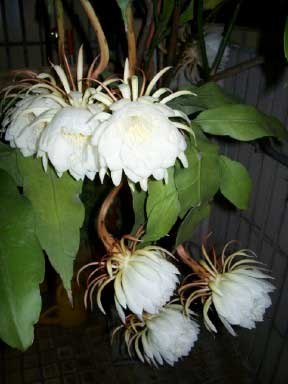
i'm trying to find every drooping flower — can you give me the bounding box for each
[114,303,199,366]
[78,238,180,321]
[178,241,275,335]
[91,59,195,190]
[3,93,61,156]
[1,46,112,180]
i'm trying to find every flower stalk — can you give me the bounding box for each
[79,0,109,79]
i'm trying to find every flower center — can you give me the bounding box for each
[62,131,91,146]
[125,115,152,144]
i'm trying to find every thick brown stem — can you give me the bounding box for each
[126,3,137,76]
[97,183,123,252]
[176,244,210,278]
[55,0,65,63]
[79,0,109,79]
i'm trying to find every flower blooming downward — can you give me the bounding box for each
[208,265,274,334]
[79,242,180,321]
[2,46,111,180]
[179,242,275,336]
[118,304,199,366]
[91,59,195,190]
[38,104,105,180]
[4,94,61,157]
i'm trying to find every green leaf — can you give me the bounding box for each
[169,82,237,115]
[204,0,224,10]
[130,185,147,235]
[284,17,288,61]
[143,168,180,242]
[18,156,85,292]
[176,204,210,245]
[0,143,23,186]
[195,104,285,141]
[0,170,44,350]
[219,156,252,210]
[180,0,194,25]
[116,0,130,28]
[175,137,220,218]
[264,114,288,141]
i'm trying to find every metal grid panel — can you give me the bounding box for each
[209,46,288,384]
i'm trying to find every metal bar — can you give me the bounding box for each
[17,0,29,66]
[0,0,11,68]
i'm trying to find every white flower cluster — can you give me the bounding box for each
[81,240,200,366]
[3,57,192,190]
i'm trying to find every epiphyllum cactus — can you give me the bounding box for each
[78,184,180,322]
[114,304,199,366]
[3,47,111,180]
[91,60,194,191]
[177,242,275,335]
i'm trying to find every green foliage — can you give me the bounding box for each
[176,204,211,245]
[0,170,44,350]
[195,104,287,141]
[143,168,180,242]
[219,156,252,210]
[18,157,85,293]
[175,136,220,218]
[115,0,130,28]
[284,17,288,61]
[169,82,238,115]
[0,142,23,186]
[180,0,194,25]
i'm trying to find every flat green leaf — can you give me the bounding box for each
[264,114,288,141]
[143,168,180,242]
[180,0,194,25]
[219,156,252,210]
[18,156,85,292]
[116,0,130,28]
[175,137,220,218]
[284,17,288,61]
[0,170,44,350]
[169,82,237,115]
[130,185,147,235]
[195,104,286,141]
[176,204,211,245]
[204,0,224,10]
[0,142,23,186]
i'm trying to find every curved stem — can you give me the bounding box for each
[97,183,123,252]
[79,0,109,79]
[55,0,65,63]
[126,3,137,75]
[176,244,210,278]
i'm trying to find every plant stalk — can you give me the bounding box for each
[210,0,243,76]
[55,0,65,63]
[126,3,137,75]
[79,0,109,79]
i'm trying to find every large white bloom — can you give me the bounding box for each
[91,60,194,190]
[179,242,275,336]
[80,243,180,320]
[4,94,61,156]
[38,104,107,180]
[209,268,274,334]
[120,304,199,366]
[2,47,110,181]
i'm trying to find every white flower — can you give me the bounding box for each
[4,94,61,156]
[91,60,194,190]
[209,268,274,334]
[119,304,199,366]
[38,105,106,180]
[80,242,180,320]
[2,46,110,180]
[178,242,275,336]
